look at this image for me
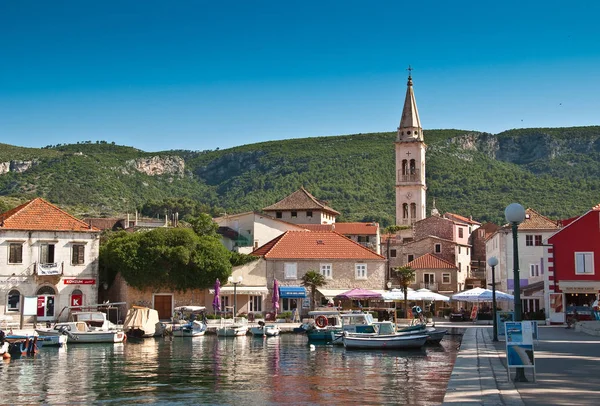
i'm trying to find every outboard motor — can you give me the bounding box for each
[58,325,78,341]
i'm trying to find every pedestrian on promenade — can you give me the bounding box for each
[566,308,578,329]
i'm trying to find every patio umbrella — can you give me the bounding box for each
[212,279,221,313]
[452,287,514,302]
[411,289,450,302]
[272,279,280,316]
[335,288,382,300]
[382,288,417,301]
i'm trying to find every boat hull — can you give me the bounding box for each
[250,326,280,337]
[36,329,126,344]
[343,334,428,349]
[172,321,207,337]
[216,326,248,337]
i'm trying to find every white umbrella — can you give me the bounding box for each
[382,288,416,301]
[411,289,450,302]
[452,287,514,302]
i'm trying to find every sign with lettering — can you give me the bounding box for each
[64,279,96,285]
[505,321,535,368]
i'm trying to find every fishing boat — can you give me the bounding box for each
[35,311,125,344]
[330,312,377,344]
[302,310,342,341]
[250,321,280,337]
[123,306,165,339]
[171,306,208,337]
[216,317,248,337]
[396,323,447,344]
[342,330,428,350]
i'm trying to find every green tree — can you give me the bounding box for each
[395,266,416,318]
[188,213,219,237]
[301,270,327,311]
[100,228,232,291]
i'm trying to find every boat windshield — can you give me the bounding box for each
[340,313,373,326]
[375,322,395,335]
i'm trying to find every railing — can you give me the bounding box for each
[397,169,421,183]
[420,282,438,291]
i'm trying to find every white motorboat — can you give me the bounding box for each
[302,310,342,341]
[250,321,280,337]
[330,312,376,345]
[171,306,208,337]
[35,311,125,344]
[342,331,428,350]
[216,317,248,337]
[123,306,165,338]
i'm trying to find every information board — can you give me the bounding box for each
[505,321,535,368]
[497,311,514,337]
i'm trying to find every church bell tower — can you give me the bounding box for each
[395,68,427,225]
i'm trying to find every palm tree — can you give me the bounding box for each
[301,270,327,311]
[395,265,416,319]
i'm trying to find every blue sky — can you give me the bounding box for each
[1,1,599,152]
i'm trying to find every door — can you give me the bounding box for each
[154,295,173,320]
[37,296,56,321]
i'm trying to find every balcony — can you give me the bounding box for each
[419,282,438,291]
[397,169,421,183]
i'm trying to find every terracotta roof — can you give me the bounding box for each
[406,253,456,270]
[443,212,481,225]
[262,187,340,215]
[83,218,126,231]
[0,198,100,232]
[251,231,384,260]
[517,208,560,230]
[299,222,379,235]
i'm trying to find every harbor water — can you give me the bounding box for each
[1,330,462,405]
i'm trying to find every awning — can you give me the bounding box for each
[317,288,388,299]
[209,286,269,296]
[279,286,307,298]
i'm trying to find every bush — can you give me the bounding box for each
[277,311,292,319]
[254,313,264,319]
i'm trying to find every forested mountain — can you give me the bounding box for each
[1,126,600,226]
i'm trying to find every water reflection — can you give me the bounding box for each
[1,333,461,405]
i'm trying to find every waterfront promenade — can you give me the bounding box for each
[442,322,600,405]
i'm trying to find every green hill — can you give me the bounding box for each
[1,127,600,225]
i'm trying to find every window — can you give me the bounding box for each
[434,244,441,254]
[358,236,370,243]
[320,263,332,279]
[9,243,23,264]
[575,252,594,275]
[284,263,297,279]
[458,228,464,238]
[276,212,282,219]
[535,235,542,246]
[355,263,367,279]
[291,211,297,218]
[407,254,414,262]
[306,211,313,218]
[390,249,397,258]
[254,240,259,249]
[442,273,451,284]
[7,289,20,312]
[458,246,461,254]
[40,243,56,265]
[220,296,229,312]
[72,244,85,265]
[530,264,540,277]
[467,248,469,255]
[458,262,462,272]
[424,273,435,285]
[526,235,533,246]
[249,295,262,312]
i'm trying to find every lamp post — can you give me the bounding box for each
[228,275,243,316]
[487,256,499,342]
[505,202,527,382]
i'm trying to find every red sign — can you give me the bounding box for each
[64,279,96,285]
[71,294,83,310]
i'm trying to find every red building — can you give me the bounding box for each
[546,206,600,323]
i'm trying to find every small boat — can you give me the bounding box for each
[216,317,248,337]
[343,331,428,350]
[302,310,342,341]
[36,311,125,344]
[123,306,165,339]
[171,306,208,337]
[395,323,447,344]
[330,312,376,345]
[250,321,280,337]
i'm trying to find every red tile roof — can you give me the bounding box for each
[251,231,384,260]
[406,253,456,270]
[0,198,100,232]
[262,187,340,215]
[300,222,379,235]
[517,208,560,230]
[444,212,481,225]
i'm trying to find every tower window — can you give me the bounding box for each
[407,131,411,135]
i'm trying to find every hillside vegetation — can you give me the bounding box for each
[1,127,600,225]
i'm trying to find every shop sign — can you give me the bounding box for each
[64,279,96,285]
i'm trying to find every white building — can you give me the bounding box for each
[0,198,101,325]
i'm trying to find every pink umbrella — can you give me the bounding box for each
[335,288,382,300]
[272,279,280,315]
[212,279,221,313]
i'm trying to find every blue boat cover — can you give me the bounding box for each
[279,286,307,298]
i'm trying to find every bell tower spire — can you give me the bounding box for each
[395,67,427,226]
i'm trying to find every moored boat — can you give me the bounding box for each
[342,331,428,350]
[216,317,248,337]
[171,306,208,337]
[331,312,376,345]
[35,311,125,344]
[302,310,342,341]
[250,321,280,337]
[123,306,165,338]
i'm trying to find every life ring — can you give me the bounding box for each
[315,315,328,328]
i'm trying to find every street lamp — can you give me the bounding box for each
[505,202,527,382]
[228,275,243,316]
[487,256,499,342]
